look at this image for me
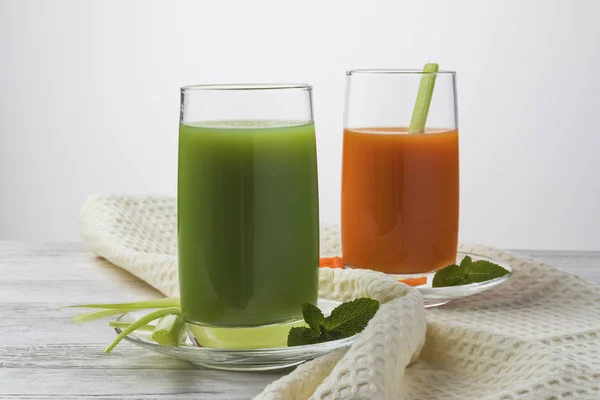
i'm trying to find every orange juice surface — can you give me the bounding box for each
[341,127,459,274]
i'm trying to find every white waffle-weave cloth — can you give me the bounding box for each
[79,195,600,400]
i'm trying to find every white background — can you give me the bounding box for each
[1,0,599,250]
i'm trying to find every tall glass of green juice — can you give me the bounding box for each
[178,84,319,347]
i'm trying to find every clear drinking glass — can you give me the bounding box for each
[342,70,459,275]
[178,84,319,347]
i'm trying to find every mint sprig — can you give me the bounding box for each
[288,326,323,346]
[322,298,379,334]
[432,256,510,287]
[287,298,379,346]
[301,303,325,334]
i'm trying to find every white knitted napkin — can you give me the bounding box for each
[80,195,600,400]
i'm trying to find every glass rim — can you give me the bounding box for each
[181,83,312,92]
[347,69,456,76]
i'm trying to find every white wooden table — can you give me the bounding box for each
[1,242,599,399]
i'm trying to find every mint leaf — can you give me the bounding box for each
[432,264,468,287]
[287,327,324,346]
[432,258,510,287]
[464,260,510,283]
[287,298,380,346]
[460,255,473,269]
[322,298,379,337]
[321,330,344,341]
[301,303,325,334]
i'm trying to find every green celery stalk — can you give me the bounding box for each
[109,321,156,332]
[408,63,439,133]
[61,297,180,310]
[151,314,186,347]
[104,307,181,353]
[72,308,138,324]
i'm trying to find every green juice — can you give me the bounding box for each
[178,120,319,330]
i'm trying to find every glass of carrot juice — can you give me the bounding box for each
[341,67,459,275]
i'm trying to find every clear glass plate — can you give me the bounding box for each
[334,250,512,308]
[114,298,357,371]
[376,251,512,307]
[114,252,511,370]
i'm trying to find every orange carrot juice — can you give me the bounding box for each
[341,127,459,274]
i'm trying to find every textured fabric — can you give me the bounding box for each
[79,195,600,400]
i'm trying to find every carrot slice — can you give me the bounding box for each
[319,256,344,269]
[398,276,427,287]
[331,257,344,269]
[319,257,335,267]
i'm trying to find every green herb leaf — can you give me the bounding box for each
[287,298,380,346]
[432,258,510,287]
[301,303,325,334]
[460,255,473,269]
[320,329,344,341]
[465,260,511,283]
[323,298,379,337]
[287,327,324,346]
[432,263,468,287]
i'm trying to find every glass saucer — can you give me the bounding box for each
[399,251,512,307]
[342,251,512,308]
[113,298,358,371]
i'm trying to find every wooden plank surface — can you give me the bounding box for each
[1,241,599,399]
